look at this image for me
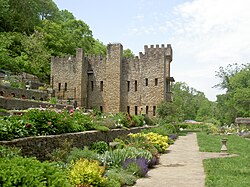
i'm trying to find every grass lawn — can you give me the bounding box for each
[197,132,250,187]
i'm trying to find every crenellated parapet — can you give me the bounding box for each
[142,44,172,61]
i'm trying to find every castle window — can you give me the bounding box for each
[135,106,138,115]
[65,83,67,91]
[145,78,148,86]
[100,106,103,112]
[153,106,156,116]
[58,83,61,91]
[100,81,103,92]
[127,81,130,92]
[155,78,158,86]
[127,106,130,114]
[135,80,137,91]
[146,106,149,115]
[91,81,94,91]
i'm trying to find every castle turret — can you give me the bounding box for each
[104,43,123,113]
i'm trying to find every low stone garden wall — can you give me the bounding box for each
[0,97,73,110]
[0,126,154,160]
[0,85,48,101]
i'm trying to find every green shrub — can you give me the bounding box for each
[105,168,137,186]
[47,139,72,162]
[90,141,109,154]
[67,147,99,163]
[0,145,21,159]
[68,158,107,187]
[99,146,152,168]
[0,157,70,187]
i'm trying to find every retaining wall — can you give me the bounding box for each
[0,126,154,160]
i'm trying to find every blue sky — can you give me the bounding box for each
[54,0,250,101]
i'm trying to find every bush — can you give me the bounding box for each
[0,157,70,187]
[90,141,109,154]
[123,158,149,177]
[99,146,152,168]
[105,168,137,186]
[0,145,21,159]
[67,147,99,163]
[68,158,107,187]
[129,132,169,153]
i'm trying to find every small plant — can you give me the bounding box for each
[67,147,99,163]
[0,157,70,187]
[68,158,107,187]
[90,141,109,154]
[47,139,72,162]
[105,168,137,186]
[0,145,21,159]
[123,157,149,177]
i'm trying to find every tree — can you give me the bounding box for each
[215,63,250,124]
[36,10,95,56]
[123,49,135,58]
[0,0,60,34]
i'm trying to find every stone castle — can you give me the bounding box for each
[51,43,174,116]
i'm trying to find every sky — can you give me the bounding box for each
[54,0,250,101]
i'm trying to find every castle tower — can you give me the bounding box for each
[104,43,123,113]
[51,48,87,107]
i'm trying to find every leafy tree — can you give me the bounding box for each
[0,0,60,34]
[36,10,95,56]
[215,63,250,124]
[123,49,135,58]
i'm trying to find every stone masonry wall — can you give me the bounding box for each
[0,97,73,110]
[0,85,48,101]
[0,126,154,161]
[87,55,106,110]
[51,49,85,107]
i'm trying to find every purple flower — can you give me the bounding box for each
[148,156,157,168]
[123,157,149,177]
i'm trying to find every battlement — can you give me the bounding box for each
[143,44,172,60]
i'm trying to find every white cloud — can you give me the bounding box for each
[169,0,250,100]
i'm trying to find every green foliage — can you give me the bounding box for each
[123,48,135,58]
[99,146,152,168]
[129,132,169,153]
[0,156,70,187]
[67,147,99,163]
[90,141,109,154]
[215,63,250,124]
[47,139,72,163]
[105,168,137,186]
[0,145,21,159]
[68,158,107,187]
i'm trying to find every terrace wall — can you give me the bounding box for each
[0,126,154,161]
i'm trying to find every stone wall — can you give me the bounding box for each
[0,126,154,161]
[0,97,73,110]
[0,85,48,101]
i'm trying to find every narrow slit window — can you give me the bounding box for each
[146,106,149,115]
[127,81,130,92]
[153,106,156,116]
[100,106,103,112]
[65,83,67,91]
[58,83,61,91]
[100,81,103,92]
[135,106,138,115]
[91,81,94,91]
[127,106,130,114]
[145,78,148,86]
[135,80,137,91]
[155,78,158,86]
